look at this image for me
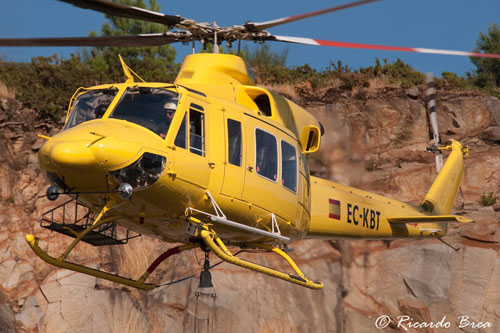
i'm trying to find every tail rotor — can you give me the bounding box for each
[425,73,444,172]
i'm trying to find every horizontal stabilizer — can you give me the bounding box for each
[387,215,473,224]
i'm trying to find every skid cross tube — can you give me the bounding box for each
[199,229,323,289]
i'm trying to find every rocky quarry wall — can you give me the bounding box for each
[0,86,499,332]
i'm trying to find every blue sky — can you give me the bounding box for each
[0,0,499,76]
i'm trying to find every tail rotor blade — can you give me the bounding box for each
[425,73,443,172]
[426,73,439,146]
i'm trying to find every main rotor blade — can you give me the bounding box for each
[244,0,381,32]
[58,0,185,27]
[0,34,186,47]
[267,35,500,59]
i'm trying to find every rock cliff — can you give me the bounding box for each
[0,84,499,332]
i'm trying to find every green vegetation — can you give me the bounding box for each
[481,192,497,206]
[0,54,96,118]
[439,72,469,89]
[360,58,425,88]
[470,23,500,93]
[244,44,288,68]
[251,55,426,89]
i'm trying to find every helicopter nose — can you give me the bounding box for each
[48,141,96,169]
[39,120,155,175]
[39,133,144,173]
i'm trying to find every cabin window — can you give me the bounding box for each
[189,108,205,156]
[281,141,297,193]
[255,129,278,182]
[174,113,187,148]
[64,88,117,129]
[110,87,179,138]
[227,119,242,166]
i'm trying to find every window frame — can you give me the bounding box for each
[254,127,279,183]
[189,106,205,157]
[173,103,206,157]
[64,88,118,130]
[174,112,188,149]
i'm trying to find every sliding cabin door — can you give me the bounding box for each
[241,114,298,224]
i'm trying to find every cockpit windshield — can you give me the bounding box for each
[64,88,117,130]
[110,87,179,138]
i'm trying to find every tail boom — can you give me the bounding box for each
[306,141,471,240]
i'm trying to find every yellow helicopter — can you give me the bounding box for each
[1,0,499,291]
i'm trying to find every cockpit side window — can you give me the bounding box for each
[174,113,187,148]
[64,89,117,130]
[110,87,179,138]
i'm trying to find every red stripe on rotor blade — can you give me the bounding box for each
[313,39,500,58]
[478,53,500,58]
[314,39,415,52]
[469,53,500,58]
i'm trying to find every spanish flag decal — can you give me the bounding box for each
[329,199,341,220]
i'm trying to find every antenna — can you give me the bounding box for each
[213,22,219,54]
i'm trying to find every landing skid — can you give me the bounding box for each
[27,195,323,290]
[187,213,324,290]
[186,191,323,289]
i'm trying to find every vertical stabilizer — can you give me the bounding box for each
[420,140,467,215]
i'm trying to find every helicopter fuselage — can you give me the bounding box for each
[39,54,462,247]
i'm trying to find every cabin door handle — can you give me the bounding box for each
[208,162,216,169]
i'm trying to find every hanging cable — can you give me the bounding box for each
[156,250,244,288]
